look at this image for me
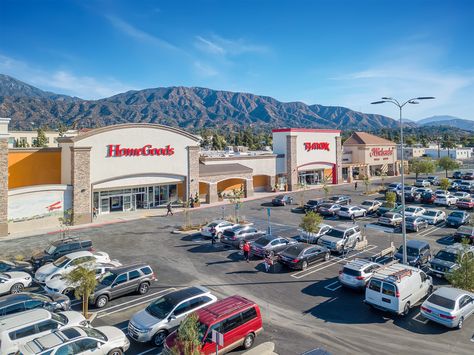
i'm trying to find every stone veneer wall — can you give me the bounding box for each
[187,146,200,201]
[70,146,92,225]
[335,136,343,183]
[0,138,8,237]
[286,135,298,191]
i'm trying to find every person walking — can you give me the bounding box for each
[166,202,173,216]
[211,227,217,246]
[92,207,98,219]
[264,252,273,272]
[242,241,251,263]
[354,181,358,191]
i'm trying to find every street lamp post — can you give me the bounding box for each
[371,96,435,264]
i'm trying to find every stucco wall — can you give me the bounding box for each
[8,149,61,188]
[344,144,397,166]
[201,155,276,176]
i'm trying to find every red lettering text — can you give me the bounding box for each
[106,144,175,157]
[304,142,330,152]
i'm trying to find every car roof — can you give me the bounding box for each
[24,327,86,352]
[406,239,429,248]
[108,263,151,274]
[64,250,93,259]
[332,223,358,230]
[372,263,420,284]
[163,286,210,304]
[433,287,474,300]
[197,295,256,325]
[344,258,377,270]
[0,309,51,329]
[0,292,48,307]
[210,220,230,224]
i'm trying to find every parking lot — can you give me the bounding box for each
[1,174,473,355]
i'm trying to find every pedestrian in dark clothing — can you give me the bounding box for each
[242,241,251,263]
[189,198,194,208]
[92,207,98,219]
[354,182,358,190]
[166,202,173,216]
[211,228,217,245]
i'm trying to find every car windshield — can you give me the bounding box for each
[405,207,416,213]
[51,312,68,325]
[361,201,372,206]
[325,229,344,239]
[82,327,107,342]
[45,245,57,255]
[340,207,349,212]
[53,256,70,268]
[255,237,272,246]
[405,217,416,222]
[426,294,456,310]
[342,267,362,276]
[319,204,332,208]
[282,245,303,257]
[207,223,218,228]
[307,200,319,205]
[397,246,419,257]
[422,192,432,198]
[435,251,458,263]
[423,211,437,217]
[389,183,399,188]
[146,296,175,319]
[450,212,464,218]
[275,196,284,200]
[98,272,117,286]
[404,187,413,191]
[197,321,210,342]
[384,213,396,218]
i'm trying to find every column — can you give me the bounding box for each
[335,136,343,184]
[347,166,353,183]
[208,183,218,204]
[365,165,371,179]
[268,176,276,192]
[187,146,200,201]
[286,135,298,191]
[70,146,92,225]
[0,118,10,237]
[245,178,254,198]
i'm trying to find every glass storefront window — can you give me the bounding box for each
[169,185,177,203]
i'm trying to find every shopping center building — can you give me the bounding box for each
[0,119,346,236]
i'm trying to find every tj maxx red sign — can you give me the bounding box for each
[370,147,393,157]
[106,144,175,157]
[304,142,330,152]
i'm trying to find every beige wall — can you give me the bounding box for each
[201,155,276,176]
[344,144,397,166]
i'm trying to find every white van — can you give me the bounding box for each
[364,263,433,315]
[0,309,87,354]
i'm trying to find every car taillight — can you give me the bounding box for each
[421,306,431,313]
[395,291,400,298]
[292,259,299,263]
[439,314,456,319]
[152,273,156,280]
[356,276,365,280]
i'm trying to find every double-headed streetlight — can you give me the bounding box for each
[371,96,435,264]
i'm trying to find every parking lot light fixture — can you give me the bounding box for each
[371,96,435,264]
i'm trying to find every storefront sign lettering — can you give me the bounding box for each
[106,144,175,157]
[304,142,330,152]
[370,147,393,157]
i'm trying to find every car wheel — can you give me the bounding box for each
[458,316,464,329]
[402,302,410,316]
[107,348,123,355]
[324,252,330,261]
[242,333,255,349]
[415,226,419,232]
[301,260,308,270]
[138,282,150,295]
[363,212,367,217]
[10,283,24,294]
[95,295,108,309]
[153,330,168,346]
[217,232,222,240]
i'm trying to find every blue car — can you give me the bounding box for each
[446,211,470,228]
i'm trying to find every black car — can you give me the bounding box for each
[271,195,294,206]
[0,259,34,274]
[221,225,265,249]
[446,211,470,228]
[90,264,156,308]
[303,199,324,212]
[427,176,440,186]
[0,292,70,317]
[30,237,93,269]
[278,244,330,270]
[452,171,463,179]
[404,216,429,232]
[327,195,351,206]
[405,191,421,203]
[394,240,431,267]
[453,226,474,244]
[429,244,474,278]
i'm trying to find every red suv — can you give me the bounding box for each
[164,295,263,354]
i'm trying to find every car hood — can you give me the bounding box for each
[447,216,463,222]
[131,308,163,329]
[94,282,110,292]
[96,326,127,343]
[46,277,67,290]
[4,271,30,279]
[51,293,70,303]
[36,263,59,278]
[430,259,456,269]
[62,311,87,326]
[394,252,418,263]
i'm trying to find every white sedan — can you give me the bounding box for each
[35,251,113,284]
[404,206,426,217]
[201,220,237,238]
[434,194,458,206]
[0,271,32,295]
[422,210,447,225]
[337,205,367,219]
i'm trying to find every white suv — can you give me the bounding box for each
[339,259,381,289]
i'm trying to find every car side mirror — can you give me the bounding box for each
[168,315,176,322]
[96,342,102,349]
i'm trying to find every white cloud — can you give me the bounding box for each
[194,34,269,56]
[193,61,219,77]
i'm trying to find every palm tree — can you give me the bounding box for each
[64,266,97,318]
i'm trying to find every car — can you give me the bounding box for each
[0,292,70,317]
[456,197,474,209]
[250,235,297,258]
[453,225,474,243]
[0,260,34,274]
[427,176,440,186]
[327,195,351,205]
[294,223,331,244]
[394,240,431,267]
[358,200,382,214]
[378,212,403,227]
[318,224,363,253]
[0,271,32,295]
[128,286,218,346]
[415,187,432,195]
[421,192,436,204]
[337,205,367,219]
[404,206,426,217]
[338,259,382,289]
[44,262,122,296]
[271,195,294,206]
[421,209,446,225]
[316,203,341,216]
[30,237,93,269]
[421,287,474,329]
[90,264,156,309]
[303,199,324,212]
[462,171,474,180]
[404,216,429,232]
[404,191,421,203]
[221,225,265,249]
[404,186,417,195]
[434,193,457,206]
[429,244,474,278]
[387,182,402,194]
[377,203,403,216]
[450,181,461,191]
[446,211,470,227]
[34,251,114,284]
[0,309,88,355]
[164,295,263,355]
[453,171,463,179]
[18,326,130,355]
[200,220,236,238]
[459,181,474,192]
[278,244,330,270]
[453,191,470,199]
[434,189,447,196]
[414,179,431,187]
[365,264,433,316]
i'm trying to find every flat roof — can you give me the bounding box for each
[199,163,253,177]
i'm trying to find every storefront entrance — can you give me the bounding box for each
[298,170,323,185]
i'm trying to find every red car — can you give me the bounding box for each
[421,192,436,204]
[164,295,263,354]
[456,198,474,210]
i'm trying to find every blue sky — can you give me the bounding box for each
[1,0,473,121]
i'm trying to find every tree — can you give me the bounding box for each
[64,266,97,318]
[439,178,451,192]
[409,158,436,179]
[228,185,245,223]
[57,122,68,137]
[322,179,331,199]
[385,191,397,208]
[446,242,474,292]
[299,211,323,234]
[297,182,308,207]
[170,312,201,355]
[363,176,371,195]
[33,127,48,147]
[437,156,460,178]
[14,138,29,148]
[404,136,416,146]
[380,173,387,190]
[211,134,226,150]
[58,209,73,238]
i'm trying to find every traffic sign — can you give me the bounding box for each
[211,329,224,346]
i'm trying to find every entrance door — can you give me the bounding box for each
[100,197,110,214]
[110,196,123,212]
[123,195,132,211]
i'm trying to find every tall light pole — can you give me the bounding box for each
[371,96,435,264]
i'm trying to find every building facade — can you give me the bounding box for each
[8,130,78,148]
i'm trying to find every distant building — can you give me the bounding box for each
[396,146,426,160]
[424,148,471,160]
[8,130,78,148]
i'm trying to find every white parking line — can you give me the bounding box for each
[324,281,342,291]
[417,223,446,237]
[136,349,161,355]
[291,245,378,279]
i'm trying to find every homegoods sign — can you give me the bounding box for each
[106,144,175,157]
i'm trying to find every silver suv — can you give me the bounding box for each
[338,259,381,289]
[128,286,217,346]
[318,224,362,253]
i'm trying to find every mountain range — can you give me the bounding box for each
[0,74,408,131]
[417,115,474,131]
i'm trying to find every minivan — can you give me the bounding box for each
[365,263,433,316]
[164,295,263,355]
